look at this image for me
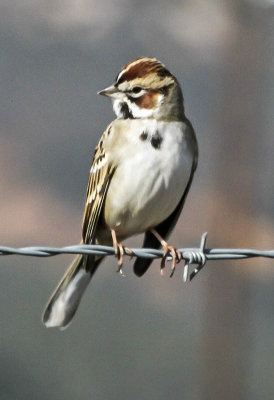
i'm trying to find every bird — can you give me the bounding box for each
[42,56,198,329]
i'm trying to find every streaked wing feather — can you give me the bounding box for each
[82,132,115,244]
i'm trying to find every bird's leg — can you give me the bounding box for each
[111,229,125,272]
[111,229,133,275]
[150,229,182,277]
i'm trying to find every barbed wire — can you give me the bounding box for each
[0,233,273,281]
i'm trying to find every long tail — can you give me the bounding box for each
[42,254,102,329]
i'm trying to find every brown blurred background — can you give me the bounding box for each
[0,1,273,399]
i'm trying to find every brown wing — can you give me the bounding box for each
[82,129,115,244]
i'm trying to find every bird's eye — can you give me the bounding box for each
[132,86,142,94]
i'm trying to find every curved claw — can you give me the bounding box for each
[116,243,125,267]
[160,244,182,277]
[116,245,133,276]
[150,229,183,277]
[170,249,182,277]
[111,229,133,276]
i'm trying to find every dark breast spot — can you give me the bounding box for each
[151,131,163,149]
[140,131,148,141]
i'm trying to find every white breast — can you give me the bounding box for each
[104,119,194,239]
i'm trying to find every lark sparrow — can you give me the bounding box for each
[42,57,198,329]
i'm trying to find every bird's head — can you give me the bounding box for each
[98,57,184,121]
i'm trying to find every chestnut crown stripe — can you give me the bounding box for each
[115,57,175,87]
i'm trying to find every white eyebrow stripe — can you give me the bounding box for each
[116,57,157,82]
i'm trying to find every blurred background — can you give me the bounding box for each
[0,0,273,399]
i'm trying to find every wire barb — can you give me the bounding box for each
[0,233,273,282]
[181,232,208,282]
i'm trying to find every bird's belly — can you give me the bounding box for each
[104,136,193,239]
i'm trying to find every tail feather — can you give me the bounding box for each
[42,255,101,329]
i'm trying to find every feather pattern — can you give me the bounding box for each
[82,126,116,244]
[42,56,198,329]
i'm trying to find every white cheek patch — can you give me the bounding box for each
[113,99,123,118]
[128,101,154,118]
[112,98,154,119]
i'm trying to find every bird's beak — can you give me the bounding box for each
[97,84,120,99]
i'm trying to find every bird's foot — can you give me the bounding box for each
[161,243,182,277]
[111,229,132,276]
[150,229,182,277]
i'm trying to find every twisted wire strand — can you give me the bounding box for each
[1,245,273,259]
[0,233,273,281]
